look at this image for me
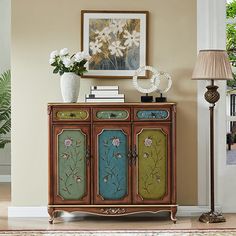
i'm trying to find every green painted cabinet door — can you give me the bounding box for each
[53,125,90,204]
[132,123,171,204]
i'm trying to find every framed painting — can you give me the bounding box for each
[81,10,149,79]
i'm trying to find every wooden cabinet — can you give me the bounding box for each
[48,103,177,223]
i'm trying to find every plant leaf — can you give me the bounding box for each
[0,70,11,148]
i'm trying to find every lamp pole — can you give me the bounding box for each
[210,100,215,214]
[199,79,226,223]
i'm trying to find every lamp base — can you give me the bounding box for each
[199,211,226,223]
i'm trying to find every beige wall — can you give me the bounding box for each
[11,0,197,206]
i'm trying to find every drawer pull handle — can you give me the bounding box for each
[69,113,76,117]
[109,113,117,118]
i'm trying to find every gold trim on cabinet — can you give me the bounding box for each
[47,208,177,218]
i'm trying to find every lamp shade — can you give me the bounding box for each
[192,50,233,80]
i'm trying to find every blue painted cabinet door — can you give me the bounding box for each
[93,124,132,204]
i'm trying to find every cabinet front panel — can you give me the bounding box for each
[133,123,171,204]
[93,108,130,121]
[53,108,90,122]
[53,125,90,204]
[134,108,171,121]
[94,125,132,204]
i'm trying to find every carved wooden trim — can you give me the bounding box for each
[101,208,126,215]
[47,105,52,115]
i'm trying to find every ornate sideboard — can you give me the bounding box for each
[48,103,177,223]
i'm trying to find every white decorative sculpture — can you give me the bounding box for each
[133,66,172,102]
[132,66,160,102]
[154,71,172,102]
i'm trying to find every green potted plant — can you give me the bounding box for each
[0,70,11,148]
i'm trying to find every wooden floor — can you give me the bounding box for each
[1,183,236,231]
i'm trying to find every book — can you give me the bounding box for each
[86,94,124,99]
[85,98,124,103]
[91,85,119,91]
[91,90,119,96]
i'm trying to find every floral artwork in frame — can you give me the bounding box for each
[81,11,148,78]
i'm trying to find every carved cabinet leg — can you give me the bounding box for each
[48,208,54,224]
[170,207,177,224]
[48,208,61,224]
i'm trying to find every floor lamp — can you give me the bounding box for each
[192,50,233,223]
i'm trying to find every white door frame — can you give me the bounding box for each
[197,0,236,212]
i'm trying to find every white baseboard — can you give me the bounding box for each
[8,206,216,218]
[177,206,210,217]
[8,206,48,217]
[0,175,11,182]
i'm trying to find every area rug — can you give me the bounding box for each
[1,230,236,236]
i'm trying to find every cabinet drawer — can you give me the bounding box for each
[93,108,130,121]
[134,108,170,121]
[53,108,90,121]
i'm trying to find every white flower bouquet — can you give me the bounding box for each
[49,48,91,76]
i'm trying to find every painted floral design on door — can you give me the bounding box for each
[137,129,167,199]
[98,130,128,200]
[57,129,87,200]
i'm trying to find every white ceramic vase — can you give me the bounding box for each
[60,72,80,103]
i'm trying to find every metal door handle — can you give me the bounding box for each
[85,149,90,164]
[132,145,138,165]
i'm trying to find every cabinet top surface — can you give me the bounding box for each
[48,102,176,106]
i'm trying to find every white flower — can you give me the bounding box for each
[124,30,140,48]
[144,138,152,147]
[64,138,73,147]
[108,41,125,57]
[49,58,55,65]
[89,40,102,55]
[74,51,91,62]
[95,27,111,42]
[143,152,149,158]
[74,52,83,62]
[62,57,73,68]
[112,138,120,147]
[50,50,59,59]
[109,19,126,34]
[60,48,69,56]
[82,51,91,61]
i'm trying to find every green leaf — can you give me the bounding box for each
[53,67,59,74]
[0,139,10,149]
[0,70,11,149]
[227,0,236,19]
[51,62,57,67]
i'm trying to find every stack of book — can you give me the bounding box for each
[85,86,125,103]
